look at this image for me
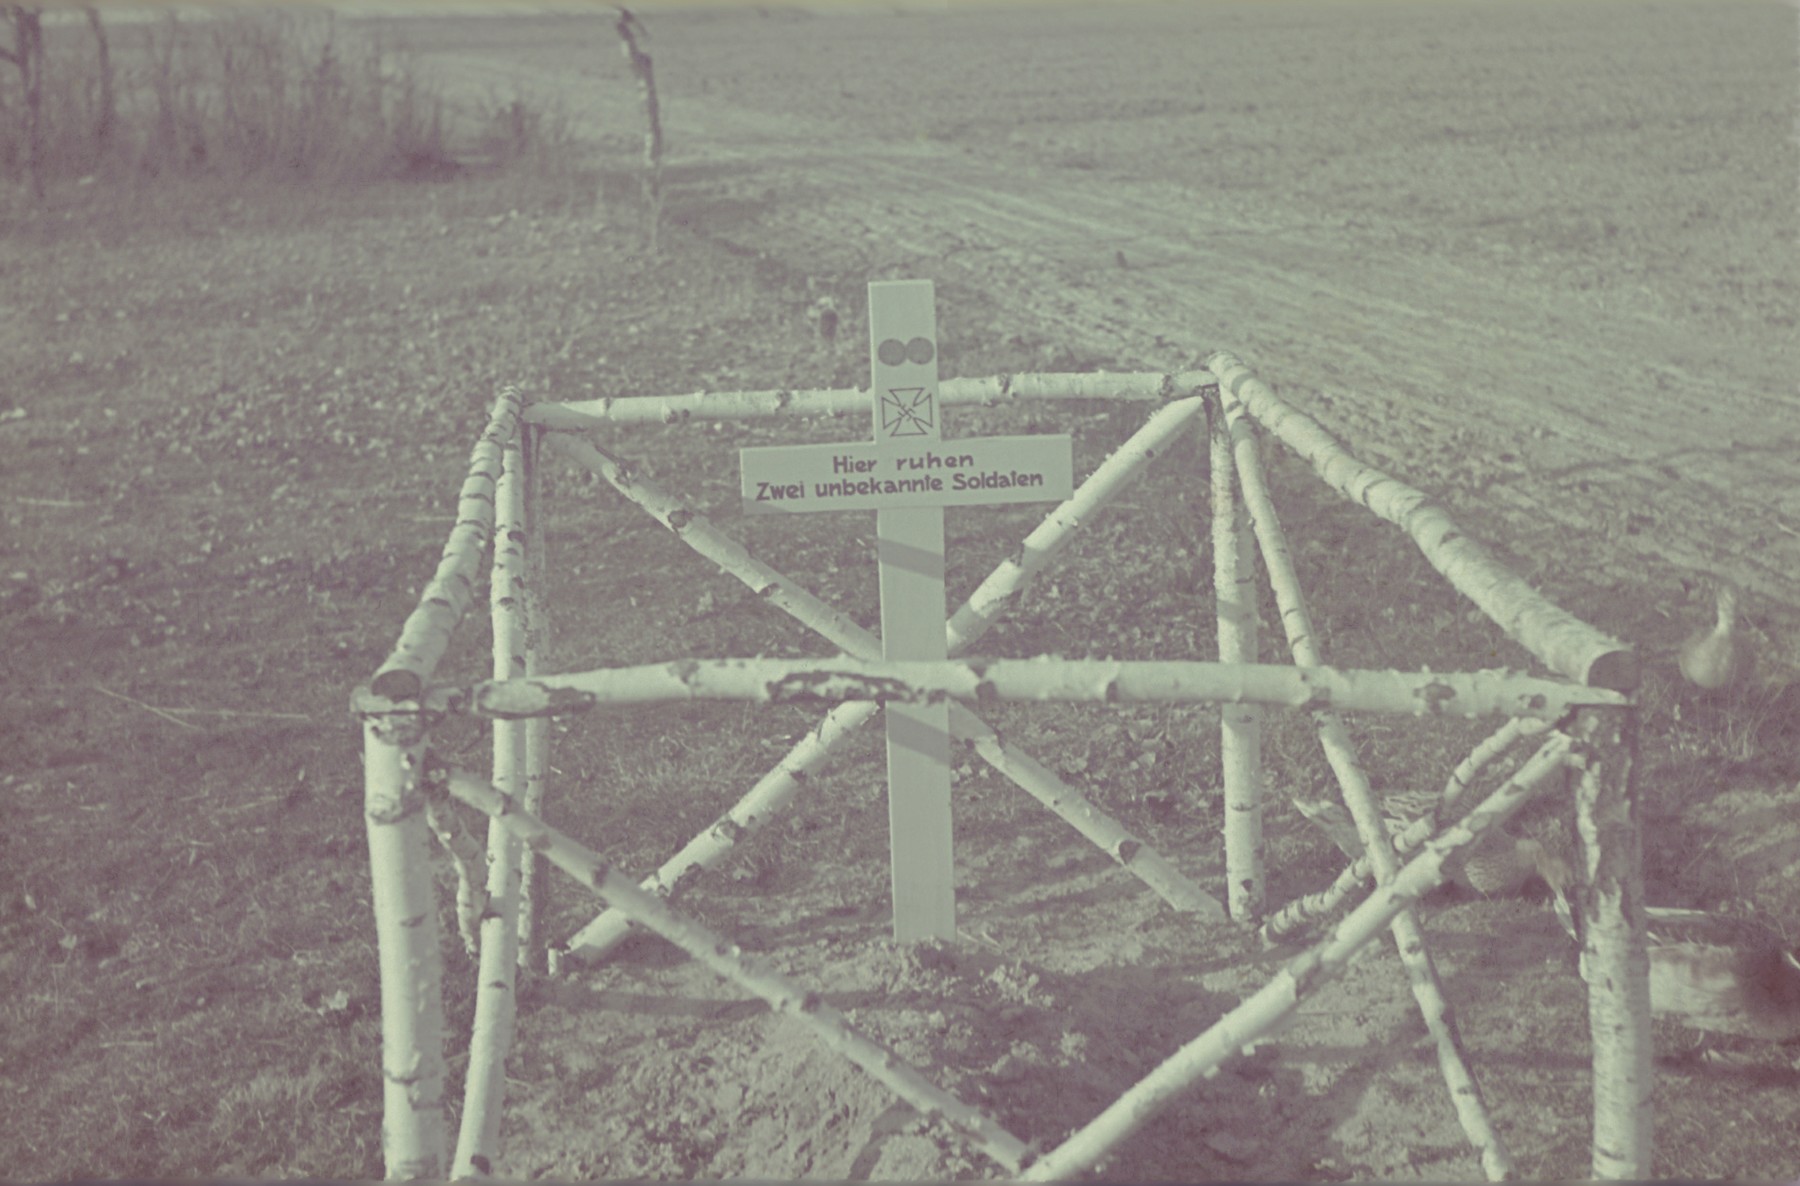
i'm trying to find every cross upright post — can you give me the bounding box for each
[740,280,1073,942]
[869,280,956,941]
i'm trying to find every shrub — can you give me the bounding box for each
[0,7,573,194]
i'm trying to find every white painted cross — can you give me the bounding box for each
[740,280,1073,941]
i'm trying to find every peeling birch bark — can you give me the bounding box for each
[1572,706,1652,1179]
[372,388,523,701]
[1209,394,1264,922]
[452,433,531,1179]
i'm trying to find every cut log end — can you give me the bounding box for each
[1584,647,1639,693]
[371,668,425,702]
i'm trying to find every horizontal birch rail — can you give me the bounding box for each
[1023,731,1575,1181]
[1204,352,1637,693]
[416,658,1626,722]
[371,387,525,702]
[522,371,1214,430]
[425,758,1033,1175]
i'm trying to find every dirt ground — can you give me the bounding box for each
[389,3,1798,1179]
[3,0,1798,1180]
[400,0,1800,604]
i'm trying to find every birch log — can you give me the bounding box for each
[1023,734,1573,1181]
[1572,706,1652,1179]
[1219,374,1513,1179]
[1209,397,1263,922]
[428,759,1032,1175]
[1443,715,1553,804]
[452,434,531,1179]
[520,370,1213,431]
[1263,716,1555,941]
[372,387,523,701]
[556,698,883,967]
[1205,352,1637,692]
[444,658,1622,722]
[361,717,450,1179]
[423,791,486,957]
[554,402,1223,962]
[517,424,551,974]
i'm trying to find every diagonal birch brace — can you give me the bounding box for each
[424,756,1033,1176]
[545,425,1219,968]
[1262,716,1554,942]
[1021,733,1574,1181]
[738,280,1073,942]
[553,393,1214,964]
[1215,373,1515,1179]
[1204,352,1637,692]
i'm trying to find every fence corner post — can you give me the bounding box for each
[360,696,450,1179]
[1572,703,1652,1179]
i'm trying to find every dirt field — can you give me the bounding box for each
[3,0,1797,1180]
[398,0,1800,603]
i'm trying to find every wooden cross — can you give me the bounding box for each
[740,280,1072,941]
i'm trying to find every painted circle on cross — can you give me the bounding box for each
[877,337,936,367]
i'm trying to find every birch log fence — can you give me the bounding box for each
[356,358,1648,1180]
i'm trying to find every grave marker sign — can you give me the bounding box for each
[739,280,1073,941]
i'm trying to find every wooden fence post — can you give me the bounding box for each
[452,432,533,1176]
[1208,393,1263,922]
[1573,705,1652,1178]
[517,422,551,974]
[361,711,449,1179]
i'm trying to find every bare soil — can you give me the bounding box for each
[400,0,1800,603]
[2,1,1797,1180]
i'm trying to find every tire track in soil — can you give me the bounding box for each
[740,142,1796,606]
[426,43,1798,611]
